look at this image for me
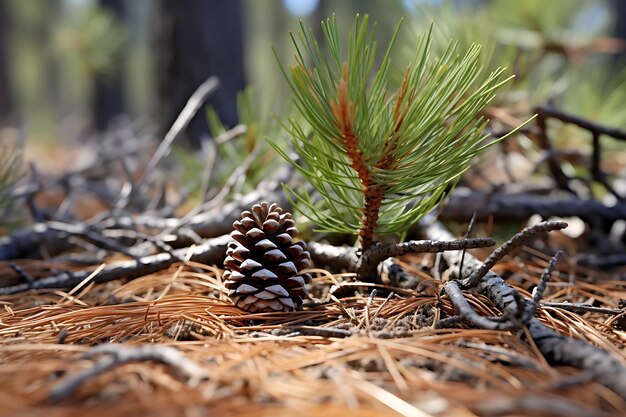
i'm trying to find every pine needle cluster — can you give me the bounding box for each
[272,15,513,250]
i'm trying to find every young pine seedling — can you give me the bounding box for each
[271,15,519,280]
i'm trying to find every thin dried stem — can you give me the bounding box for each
[49,344,207,403]
[525,250,562,320]
[461,221,567,287]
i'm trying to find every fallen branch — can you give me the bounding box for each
[536,105,626,141]
[525,251,562,320]
[49,344,207,403]
[439,187,626,222]
[0,234,229,295]
[309,237,495,283]
[0,169,288,261]
[137,76,220,192]
[357,237,495,280]
[534,105,625,200]
[308,241,358,272]
[461,221,567,287]
[541,302,625,316]
[439,280,522,330]
[419,215,626,399]
[272,326,353,338]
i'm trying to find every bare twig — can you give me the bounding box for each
[49,344,207,403]
[8,263,34,285]
[441,280,520,331]
[308,241,359,272]
[457,341,540,370]
[272,326,353,338]
[525,250,563,320]
[458,211,477,280]
[461,221,567,287]
[439,187,626,222]
[309,237,495,282]
[0,167,290,261]
[419,214,626,399]
[138,76,220,190]
[536,105,626,141]
[0,234,229,295]
[357,237,495,281]
[541,302,624,316]
[534,105,625,200]
[535,111,572,192]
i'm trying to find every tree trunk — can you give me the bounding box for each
[154,0,246,147]
[614,0,626,62]
[94,0,125,131]
[0,0,11,121]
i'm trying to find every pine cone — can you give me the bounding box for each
[223,202,311,312]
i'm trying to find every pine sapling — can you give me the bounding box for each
[271,15,522,280]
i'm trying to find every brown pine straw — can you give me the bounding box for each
[1,249,625,416]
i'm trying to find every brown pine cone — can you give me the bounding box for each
[223,202,311,312]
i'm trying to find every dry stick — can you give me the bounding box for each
[439,187,626,223]
[0,234,229,295]
[46,221,141,260]
[137,76,220,191]
[8,263,35,285]
[541,302,624,316]
[535,111,572,192]
[199,124,248,205]
[308,241,359,272]
[458,211,478,280]
[461,221,567,288]
[357,237,495,280]
[524,250,562,321]
[535,105,626,201]
[0,167,290,262]
[457,341,540,370]
[309,237,495,280]
[419,215,626,399]
[441,280,520,330]
[473,393,610,417]
[49,344,208,403]
[102,229,183,261]
[536,105,626,141]
[274,326,353,338]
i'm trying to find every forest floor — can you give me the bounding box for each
[1,102,625,416]
[0,237,624,416]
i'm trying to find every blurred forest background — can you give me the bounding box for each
[0,0,623,146]
[0,0,414,147]
[0,0,625,233]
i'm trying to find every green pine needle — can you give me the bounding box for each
[271,14,519,246]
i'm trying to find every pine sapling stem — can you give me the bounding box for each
[331,65,382,252]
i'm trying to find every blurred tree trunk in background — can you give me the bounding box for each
[94,0,125,131]
[154,0,246,147]
[0,0,11,121]
[615,0,626,62]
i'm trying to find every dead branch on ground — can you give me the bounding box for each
[419,215,626,399]
[0,234,229,295]
[49,344,208,403]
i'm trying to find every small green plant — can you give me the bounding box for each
[272,15,518,254]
